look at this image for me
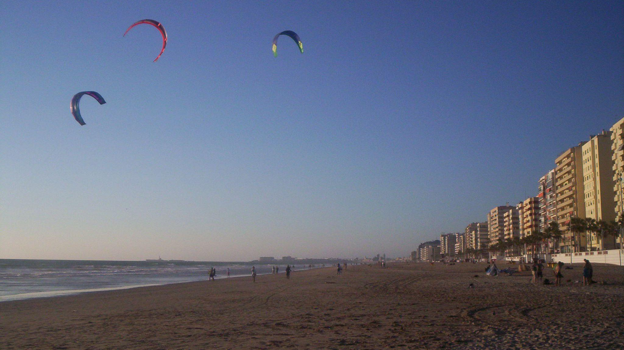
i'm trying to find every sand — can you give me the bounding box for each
[1,262,624,349]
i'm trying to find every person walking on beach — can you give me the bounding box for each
[531,259,538,284]
[555,261,564,286]
[227,268,230,277]
[251,266,257,283]
[286,265,291,279]
[209,267,216,281]
[337,263,342,275]
[583,259,593,285]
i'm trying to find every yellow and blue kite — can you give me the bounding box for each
[272,30,303,57]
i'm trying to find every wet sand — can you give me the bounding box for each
[1,262,624,349]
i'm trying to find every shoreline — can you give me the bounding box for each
[2,263,623,349]
[0,268,317,303]
[0,261,325,303]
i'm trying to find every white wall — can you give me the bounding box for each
[550,249,623,266]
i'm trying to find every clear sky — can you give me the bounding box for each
[1,1,623,261]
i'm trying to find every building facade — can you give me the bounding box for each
[538,169,557,232]
[440,233,457,257]
[555,144,586,253]
[420,244,441,262]
[455,232,466,256]
[475,222,489,252]
[520,197,540,238]
[583,131,617,250]
[465,223,478,251]
[503,206,520,241]
[488,205,515,247]
[610,117,624,249]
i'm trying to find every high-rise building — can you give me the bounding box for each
[420,243,441,262]
[465,223,478,251]
[610,117,624,249]
[555,144,586,253]
[455,232,466,255]
[488,205,515,246]
[440,233,457,257]
[521,197,540,238]
[538,169,557,232]
[583,130,616,250]
[519,196,540,256]
[475,222,489,252]
[503,206,520,241]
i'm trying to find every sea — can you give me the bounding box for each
[0,259,319,302]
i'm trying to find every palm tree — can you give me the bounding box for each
[585,218,598,251]
[534,230,546,256]
[488,243,499,259]
[542,227,553,254]
[489,238,507,258]
[467,247,479,260]
[504,238,515,257]
[569,217,587,252]
[527,233,541,259]
[544,221,563,253]
[468,247,475,260]
[596,220,618,250]
[512,236,522,257]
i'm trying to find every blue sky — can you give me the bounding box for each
[1,1,623,261]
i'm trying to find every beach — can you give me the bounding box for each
[1,262,623,349]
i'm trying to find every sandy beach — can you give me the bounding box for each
[1,262,623,349]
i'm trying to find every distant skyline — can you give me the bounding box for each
[1,1,623,261]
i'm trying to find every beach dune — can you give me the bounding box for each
[1,262,623,349]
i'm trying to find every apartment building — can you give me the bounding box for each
[465,223,477,251]
[455,232,466,256]
[488,205,515,246]
[555,144,586,253]
[538,169,557,232]
[610,117,624,249]
[518,196,540,255]
[420,244,440,262]
[521,197,540,238]
[583,131,616,250]
[503,206,520,241]
[475,222,489,252]
[440,233,457,257]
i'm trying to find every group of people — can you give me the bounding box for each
[250,265,292,282]
[531,259,544,284]
[532,258,593,287]
[208,267,231,281]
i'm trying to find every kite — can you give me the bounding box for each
[272,30,303,57]
[71,91,106,126]
[124,19,168,62]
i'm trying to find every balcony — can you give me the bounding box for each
[556,165,572,176]
[557,198,574,210]
[557,182,574,193]
[558,207,574,218]
[556,154,573,166]
[557,192,574,203]
[556,171,574,184]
